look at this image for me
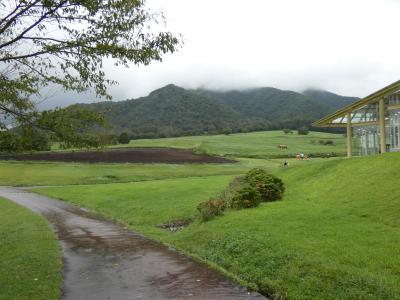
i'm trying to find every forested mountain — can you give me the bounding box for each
[197,87,331,128]
[78,85,271,138]
[302,89,359,110]
[76,84,359,139]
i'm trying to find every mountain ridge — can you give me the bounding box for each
[75,84,359,138]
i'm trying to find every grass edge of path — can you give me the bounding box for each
[0,196,63,300]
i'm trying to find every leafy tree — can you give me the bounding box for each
[0,0,180,149]
[19,126,51,151]
[0,131,21,153]
[118,132,130,144]
[36,106,107,149]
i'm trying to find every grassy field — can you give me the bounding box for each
[0,156,326,186]
[122,130,358,158]
[31,153,400,299]
[0,198,61,300]
[0,158,277,186]
[3,129,393,299]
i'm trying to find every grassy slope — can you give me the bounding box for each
[33,153,400,299]
[33,175,235,238]
[0,198,61,300]
[123,130,357,158]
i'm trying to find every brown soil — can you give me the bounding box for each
[0,147,236,164]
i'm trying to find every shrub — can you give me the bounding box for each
[0,131,22,153]
[245,168,285,202]
[283,128,293,134]
[319,139,334,145]
[297,127,309,135]
[230,186,261,209]
[197,198,226,221]
[245,168,268,180]
[219,176,246,203]
[118,132,130,144]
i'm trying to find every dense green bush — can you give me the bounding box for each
[198,168,284,222]
[245,168,285,202]
[282,128,293,134]
[219,176,246,203]
[297,126,309,135]
[230,186,261,209]
[0,131,21,153]
[0,129,51,153]
[197,198,226,221]
[118,132,130,144]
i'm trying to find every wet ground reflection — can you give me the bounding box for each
[0,187,266,300]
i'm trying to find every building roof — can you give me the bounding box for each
[313,80,400,127]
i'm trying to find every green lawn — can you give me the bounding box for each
[0,157,321,186]
[0,198,61,300]
[122,130,358,158]
[33,175,235,238]
[32,153,400,299]
[0,159,252,186]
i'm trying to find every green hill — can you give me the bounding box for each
[79,84,269,138]
[302,89,359,110]
[77,84,358,139]
[197,87,331,126]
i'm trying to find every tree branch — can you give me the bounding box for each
[0,0,41,35]
[0,0,68,49]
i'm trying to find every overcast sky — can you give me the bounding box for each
[40,0,400,108]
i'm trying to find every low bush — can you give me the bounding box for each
[197,198,226,221]
[219,176,247,204]
[308,152,340,158]
[282,128,293,134]
[198,168,285,221]
[245,168,285,202]
[297,126,309,135]
[118,132,130,144]
[318,139,334,145]
[230,186,261,209]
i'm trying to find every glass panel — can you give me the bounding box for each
[386,89,400,106]
[332,116,346,123]
[329,102,379,125]
[351,103,378,123]
[354,125,380,156]
[389,109,400,151]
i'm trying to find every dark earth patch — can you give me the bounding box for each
[0,147,236,164]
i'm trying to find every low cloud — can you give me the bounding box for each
[38,0,400,108]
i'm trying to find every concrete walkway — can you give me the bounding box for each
[0,187,266,300]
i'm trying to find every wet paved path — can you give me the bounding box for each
[0,187,266,300]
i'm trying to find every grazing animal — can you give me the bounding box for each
[278,144,288,149]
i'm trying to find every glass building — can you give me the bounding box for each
[313,80,400,157]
